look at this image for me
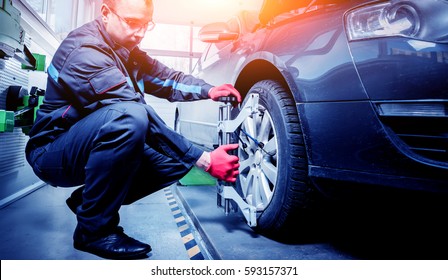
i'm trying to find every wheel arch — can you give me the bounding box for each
[234,59,297,102]
[233,58,311,170]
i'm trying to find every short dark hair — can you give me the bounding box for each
[103,0,153,10]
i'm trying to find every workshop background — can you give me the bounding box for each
[0,0,262,208]
[2,0,448,266]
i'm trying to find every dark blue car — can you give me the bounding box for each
[175,0,448,236]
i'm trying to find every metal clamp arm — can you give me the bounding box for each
[216,93,259,227]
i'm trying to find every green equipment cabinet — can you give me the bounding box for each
[1,85,45,134]
[0,110,14,132]
[1,0,44,134]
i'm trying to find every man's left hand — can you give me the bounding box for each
[208,84,242,103]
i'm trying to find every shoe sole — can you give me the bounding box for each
[74,242,152,260]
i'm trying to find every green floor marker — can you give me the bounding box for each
[179,166,217,186]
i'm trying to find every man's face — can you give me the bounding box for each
[102,0,154,50]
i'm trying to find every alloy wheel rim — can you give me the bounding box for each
[238,104,278,211]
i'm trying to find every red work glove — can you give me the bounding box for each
[206,144,240,182]
[208,84,242,103]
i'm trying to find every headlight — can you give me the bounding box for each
[346,0,448,42]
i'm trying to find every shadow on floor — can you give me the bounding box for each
[265,189,448,260]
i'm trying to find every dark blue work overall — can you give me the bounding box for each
[25,18,213,237]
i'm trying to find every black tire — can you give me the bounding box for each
[236,80,316,237]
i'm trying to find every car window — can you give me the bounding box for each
[241,10,261,33]
[200,16,239,62]
[226,17,240,34]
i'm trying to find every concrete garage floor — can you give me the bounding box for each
[1,181,448,260]
[0,181,352,260]
[177,184,448,260]
[176,184,352,260]
[0,184,209,260]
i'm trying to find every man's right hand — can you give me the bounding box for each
[208,84,242,104]
[205,144,240,182]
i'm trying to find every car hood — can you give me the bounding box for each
[259,0,367,25]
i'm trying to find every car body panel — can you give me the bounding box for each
[176,0,448,195]
[350,39,448,101]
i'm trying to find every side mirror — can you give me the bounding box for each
[198,22,239,43]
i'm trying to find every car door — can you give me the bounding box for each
[176,16,246,149]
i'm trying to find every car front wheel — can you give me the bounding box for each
[236,80,316,237]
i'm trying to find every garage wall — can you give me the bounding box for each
[0,57,29,176]
[0,1,63,207]
[0,41,44,207]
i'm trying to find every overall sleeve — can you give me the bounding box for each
[139,55,213,102]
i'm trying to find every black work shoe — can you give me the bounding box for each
[66,185,84,214]
[73,226,151,260]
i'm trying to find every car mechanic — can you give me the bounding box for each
[25,0,242,260]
